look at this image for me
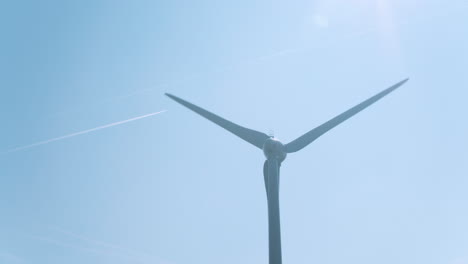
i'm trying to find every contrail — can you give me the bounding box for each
[49,226,171,264]
[5,110,167,153]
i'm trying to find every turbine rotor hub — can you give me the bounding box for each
[263,137,287,162]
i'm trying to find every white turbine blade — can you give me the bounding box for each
[165,93,269,149]
[5,110,166,153]
[265,158,282,264]
[285,78,409,153]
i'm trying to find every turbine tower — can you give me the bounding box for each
[166,78,408,264]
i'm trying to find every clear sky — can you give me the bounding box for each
[1,0,467,263]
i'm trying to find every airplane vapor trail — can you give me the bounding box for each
[6,110,167,153]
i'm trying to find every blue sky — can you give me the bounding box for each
[1,0,467,263]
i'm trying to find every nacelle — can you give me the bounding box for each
[263,137,287,162]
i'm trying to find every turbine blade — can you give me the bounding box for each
[263,160,269,199]
[165,93,269,149]
[265,158,282,264]
[285,78,409,153]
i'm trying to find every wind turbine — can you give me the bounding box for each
[165,78,408,264]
